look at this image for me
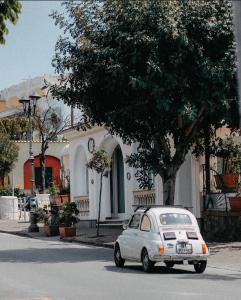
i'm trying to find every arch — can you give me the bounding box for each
[98,134,126,218]
[73,144,89,196]
[24,155,61,190]
[110,145,125,216]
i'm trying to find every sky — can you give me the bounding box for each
[0,1,64,91]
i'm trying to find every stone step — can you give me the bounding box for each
[98,219,128,229]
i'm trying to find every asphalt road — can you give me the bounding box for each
[0,233,241,300]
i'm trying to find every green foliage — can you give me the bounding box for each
[212,134,241,174]
[51,0,238,204]
[34,207,47,223]
[0,117,28,140]
[58,202,79,227]
[0,0,21,44]
[47,182,60,196]
[86,149,111,174]
[0,187,24,197]
[43,204,59,226]
[0,133,19,181]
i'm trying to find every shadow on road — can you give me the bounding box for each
[0,246,113,264]
[105,265,241,281]
[105,265,194,275]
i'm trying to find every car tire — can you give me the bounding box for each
[142,248,155,273]
[165,261,174,268]
[114,244,125,268]
[194,261,207,273]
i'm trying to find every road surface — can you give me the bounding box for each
[0,233,240,300]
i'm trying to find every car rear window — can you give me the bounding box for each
[160,213,192,225]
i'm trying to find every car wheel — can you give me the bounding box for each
[142,248,155,273]
[114,244,125,268]
[194,261,207,273]
[165,261,174,268]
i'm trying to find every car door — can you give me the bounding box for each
[123,213,141,259]
[138,214,154,258]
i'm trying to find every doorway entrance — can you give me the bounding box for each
[110,146,125,218]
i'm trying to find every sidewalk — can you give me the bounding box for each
[0,219,122,248]
[0,219,241,271]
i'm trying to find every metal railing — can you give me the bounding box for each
[133,189,155,207]
[74,195,90,217]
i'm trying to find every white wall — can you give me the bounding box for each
[67,126,203,221]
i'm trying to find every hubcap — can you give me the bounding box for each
[116,249,121,261]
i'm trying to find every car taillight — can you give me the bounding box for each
[202,243,207,254]
[159,245,165,254]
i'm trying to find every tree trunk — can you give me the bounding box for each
[0,173,5,188]
[96,172,103,237]
[162,165,181,206]
[39,154,46,193]
[204,127,211,194]
[162,172,177,206]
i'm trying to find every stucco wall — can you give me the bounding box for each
[66,126,202,221]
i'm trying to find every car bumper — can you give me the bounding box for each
[151,254,208,262]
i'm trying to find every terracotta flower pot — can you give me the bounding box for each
[214,173,239,191]
[54,194,70,206]
[229,196,241,211]
[44,225,59,236]
[59,226,76,238]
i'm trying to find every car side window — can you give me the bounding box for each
[129,214,141,229]
[140,214,151,232]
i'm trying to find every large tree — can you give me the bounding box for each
[0,117,28,140]
[0,132,18,185]
[51,0,238,205]
[0,0,21,44]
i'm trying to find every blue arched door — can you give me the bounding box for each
[110,146,125,217]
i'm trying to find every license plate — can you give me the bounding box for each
[176,243,192,254]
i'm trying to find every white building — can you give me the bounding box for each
[65,125,203,226]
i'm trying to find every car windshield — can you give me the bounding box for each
[160,213,192,225]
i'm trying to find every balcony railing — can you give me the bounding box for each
[133,189,155,207]
[74,195,89,217]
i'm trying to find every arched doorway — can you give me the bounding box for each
[110,145,125,218]
[73,146,89,197]
[24,155,61,190]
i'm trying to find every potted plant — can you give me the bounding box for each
[50,180,70,206]
[229,181,241,212]
[58,202,79,238]
[213,135,241,192]
[42,204,60,236]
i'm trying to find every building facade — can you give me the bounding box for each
[66,126,202,224]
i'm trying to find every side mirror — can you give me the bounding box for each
[123,223,128,230]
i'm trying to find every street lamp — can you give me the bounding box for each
[19,92,41,232]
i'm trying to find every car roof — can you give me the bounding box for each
[135,206,194,216]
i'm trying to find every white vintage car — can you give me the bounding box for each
[114,206,209,273]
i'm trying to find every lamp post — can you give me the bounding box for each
[19,92,41,232]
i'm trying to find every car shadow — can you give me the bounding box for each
[105,264,194,275]
[105,265,241,281]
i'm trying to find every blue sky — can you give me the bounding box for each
[0,1,63,90]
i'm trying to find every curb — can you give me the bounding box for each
[60,237,115,249]
[3,229,240,251]
[0,230,33,239]
[0,229,116,248]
